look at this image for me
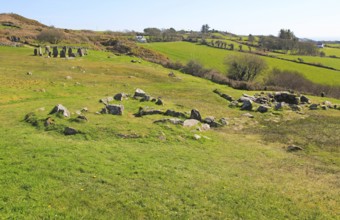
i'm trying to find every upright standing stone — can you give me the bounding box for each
[60,49,66,58]
[53,47,59,58]
[190,109,202,121]
[45,46,50,55]
[38,47,42,56]
[68,48,73,57]
[34,48,38,56]
[77,48,84,57]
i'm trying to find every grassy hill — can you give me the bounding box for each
[141,41,340,85]
[0,45,339,219]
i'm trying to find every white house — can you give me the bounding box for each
[136,36,147,43]
[316,42,324,48]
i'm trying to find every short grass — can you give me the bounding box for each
[142,41,340,85]
[0,46,339,219]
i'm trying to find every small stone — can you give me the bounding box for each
[44,117,54,127]
[155,98,163,105]
[114,93,128,101]
[287,145,303,152]
[240,99,253,111]
[200,123,210,131]
[193,134,201,140]
[257,105,270,113]
[300,95,310,104]
[134,88,146,98]
[64,127,78,135]
[309,104,319,110]
[27,72,32,75]
[242,113,254,118]
[65,76,72,80]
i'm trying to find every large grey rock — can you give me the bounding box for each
[183,119,200,127]
[274,92,299,105]
[240,99,253,111]
[106,104,124,115]
[190,109,202,121]
[49,104,70,117]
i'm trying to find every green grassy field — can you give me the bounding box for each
[142,41,340,85]
[0,46,339,219]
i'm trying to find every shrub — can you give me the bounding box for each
[37,28,65,44]
[225,54,267,81]
[266,68,340,99]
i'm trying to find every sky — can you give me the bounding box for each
[2,0,340,40]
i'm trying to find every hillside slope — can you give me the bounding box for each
[0,46,339,219]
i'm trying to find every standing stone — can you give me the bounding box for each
[38,47,42,56]
[68,48,73,57]
[60,49,66,58]
[34,48,38,56]
[300,95,310,104]
[77,48,84,57]
[190,109,202,121]
[53,47,59,58]
[45,46,50,55]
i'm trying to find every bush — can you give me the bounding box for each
[225,54,267,81]
[37,28,65,44]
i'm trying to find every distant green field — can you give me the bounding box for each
[322,47,340,57]
[142,42,340,85]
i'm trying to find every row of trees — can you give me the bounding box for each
[143,27,183,42]
[259,29,319,55]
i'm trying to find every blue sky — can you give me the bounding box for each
[2,0,339,40]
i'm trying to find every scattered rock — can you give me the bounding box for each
[193,134,201,140]
[65,76,72,80]
[64,127,78,135]
[49,104,70,117]
[290,104,302,111]
[309,104,319,110]
[257,105,270,113]
[287,145,303,152]
[323,101,332,107]
[219,118,228,126]
[164,109,187,118]
[106,104,124,115]
[26,72,32,75]
[140,95,151,102]
[135,107,163,117]
[168,72,176,77]
[114,93,128,101]
[134,88,146,98]
[275,102,285,111]
[99,97,114,105]
[221,94,234,102]
[321,105,328,110]
[190,109,202,121]
[229,101,239,108]
[155,98,163,105]
[300,95,310,104]
[76,115,88,122]
[274,92,299,105]
[200,123,210,131]
[183,119,200,127]
[154,118,183,125]
[240,99,253,111]
[44,117,54,127]
[242,113,254,118]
